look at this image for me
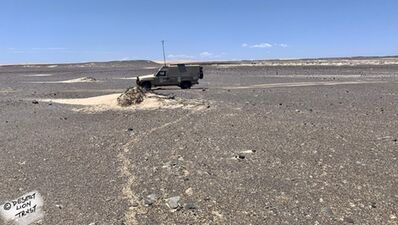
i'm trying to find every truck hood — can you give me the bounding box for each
[137,74,155,80]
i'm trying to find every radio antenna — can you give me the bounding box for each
[161,40,167,66]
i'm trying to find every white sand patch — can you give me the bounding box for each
[0,88,16,94]
[28,76,98,84]
[23,74,53,77]
[39,93,206,113]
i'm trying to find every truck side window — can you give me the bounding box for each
[177,64,187,73]
[157,71,166,76]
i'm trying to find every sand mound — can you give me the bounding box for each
[117,87,146,106]
[39,90,206,113]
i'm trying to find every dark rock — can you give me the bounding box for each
[32,100,39,104]
[184,203,198,210]
[235,154,245,160]
[117,87,146,107]
[343,217,354,224]
[127,128,134,132]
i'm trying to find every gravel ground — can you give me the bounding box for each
[0,61,397,225]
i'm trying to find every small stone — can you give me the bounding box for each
[131,202,139,207]
[235,154,245,160]
[127,128,133,132]
[321,207,334,217]
[390,215,397,220]
[185,188,193,196]
[202,88,206,91]
[370,202,377,208]
[32,100,39,104]
[55,204,63,209]
[184,203,198,210]
[343,217,354,224]
[144,193,158,206]
[166,196,181,209]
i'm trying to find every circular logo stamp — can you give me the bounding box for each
[3,202,12,211]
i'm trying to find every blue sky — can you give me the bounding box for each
[1,0,397,64]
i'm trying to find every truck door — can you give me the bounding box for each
[155,70,168,86]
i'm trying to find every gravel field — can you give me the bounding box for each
[1,60,397,225]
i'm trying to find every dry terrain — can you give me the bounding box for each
[1,59,397,224]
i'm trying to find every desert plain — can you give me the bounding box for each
[0,57,397,224]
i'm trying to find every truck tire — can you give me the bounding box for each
[141,82,152,91]
[180,81,192,89]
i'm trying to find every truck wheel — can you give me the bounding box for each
[141,82,151,91]
[180,81,192,89]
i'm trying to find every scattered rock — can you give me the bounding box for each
[343,217,354,224]
[32,100,39,104]
[127,128,134,132]
[185,187,193,196]
[235,154,246,160]
[370,202,377,208]
[55,204,63,209]
[117,87,146,107]
[166,196,181,209]
[321,207,334,217]
[144,193,158,206]
[185,202,198,210]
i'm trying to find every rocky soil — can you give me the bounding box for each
[0,60,397,224]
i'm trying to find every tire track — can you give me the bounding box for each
[118,110,201,225]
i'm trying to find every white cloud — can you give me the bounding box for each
[31,47,67,50]
[199,51,213,57]
[242,43,288,49]
[250,43,273,48]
